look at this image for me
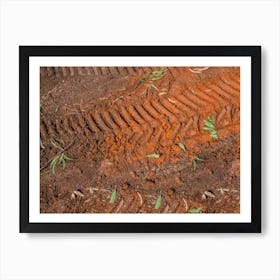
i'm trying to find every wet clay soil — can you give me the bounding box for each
[40,66,240,213]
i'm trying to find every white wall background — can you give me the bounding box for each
[0,0,279,279]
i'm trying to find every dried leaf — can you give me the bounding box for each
[204,191,215,198]
[182,198,189,212]
[136,191,143,206]
[89,187,99,194]
[167,98,176,104]
[73,190,84,197]
[148,83,159,91]
[112,96,124,104]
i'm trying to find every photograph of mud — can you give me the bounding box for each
[40,66,240,214]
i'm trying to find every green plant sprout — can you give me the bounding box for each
[177,142,186,152]
[192,156,204,171]
[189,207,203,213]
[140,67,167,83]
[40,138,45,149]
[155,195,162,209]
[146,153,161,158]
[203,114,219,139]
[109,189,117,204]
[50,153,72,174]
[49,138,72,174]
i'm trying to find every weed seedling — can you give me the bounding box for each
[149,67,167,81]
[109,189,117,204]
[147,153,161,158]
[177,142,186,152]
[203,114,219,139]
[155,195,162,209]
[192,156,204,171]
[49,138,72,174]
[40,138,45,149]
[189,207,203,213]
[50,153,72,174]
[140,67,167,83]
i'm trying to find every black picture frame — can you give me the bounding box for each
[20,46,261,233]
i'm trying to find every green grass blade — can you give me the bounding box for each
[195,156,203,161]
[50,154,60,174]
[58,153,64,163]
[109,189,117,204]
[155,195,162,209]
[147,153,161,158]
[40,138,45,149]
[177,142,186,152]
[151,72,162,77]
[211,131,219,139]
[151,76,163,81]
[63,155,73,161]
[159,67,167,74]
[61,158,66,169]
[204,120,214,127]
[192,159,197,171]
[50,138,63,150]
[190,207,203,213]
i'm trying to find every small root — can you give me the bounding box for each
[182,198,189,212]
[188,67,209,74]
[136,191,143,206]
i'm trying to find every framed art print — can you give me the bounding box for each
[19,46,261,233]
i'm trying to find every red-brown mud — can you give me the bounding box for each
[40,66,240,213]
